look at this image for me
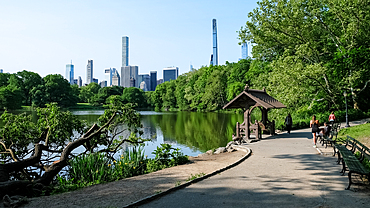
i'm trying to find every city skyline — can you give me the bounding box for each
[0,1,257,82]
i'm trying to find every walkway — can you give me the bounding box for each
[139,120,370,208]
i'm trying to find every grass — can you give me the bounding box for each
[186,173,206,182]
[337,123,370,145]
[67,103,105,110]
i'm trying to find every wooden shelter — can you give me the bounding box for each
[223,85,286,141]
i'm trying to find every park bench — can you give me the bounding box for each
[334,136,370,190]
[321,129,338,148]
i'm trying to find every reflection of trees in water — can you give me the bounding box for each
[140,115,157,142]
[72,111,244,153]
[149,112,244,152]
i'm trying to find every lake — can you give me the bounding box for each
[72,110,245,157]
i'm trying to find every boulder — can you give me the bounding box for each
[214,147,226,154]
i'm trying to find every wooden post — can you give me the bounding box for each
[236,122,240,138]
[244,109,250,140]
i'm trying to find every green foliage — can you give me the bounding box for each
[79,82,101,103]
[121,87,146,108]
[146,144,189,173]
[186,173,206,182]
[238,0,370,112]
[0,111,39,161]
[53,143,188,194]
[31,74,78,108]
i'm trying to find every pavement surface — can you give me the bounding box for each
[139,119,370,208]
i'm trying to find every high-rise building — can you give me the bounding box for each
[104,67,116,86]
[105,68,112,86]
[65,61,74,84]
[157,79,163,86]
[163,67,179,82]
[0,69,3,73]
[78,76,82,87]
[122,36,129,67]
[150,71,157,91]
[130,78,136,87]
[112,70,120,86]
[139,81,146,91]
[138,74,150,91]
[86,60,93,84]
[121,65,138,87]
[212,19,218,65]
[99,81,107,88]
[241,42,248,59]
[93,78,98,84]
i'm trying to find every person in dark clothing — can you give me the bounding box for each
[285,113,293,134]
[310,115,320,148]
[323,122,331,137]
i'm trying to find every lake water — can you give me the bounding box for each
[72,110,245,157]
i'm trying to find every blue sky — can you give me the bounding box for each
[0,0,258,83]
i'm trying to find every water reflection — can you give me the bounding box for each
[2,109,244,157]
[71,110,244,157]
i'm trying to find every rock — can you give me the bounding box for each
[214,147,226,154]
[227,147,236,153]
[225,141,232,149]
[206,150,213,155]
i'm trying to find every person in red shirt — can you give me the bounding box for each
[328,112,336,125]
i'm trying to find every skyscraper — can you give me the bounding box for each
[212,19,218,65]
[105,68,112,86]
[163,67,179,82]
[0,69,3,73]
[104,67,116,87]
[78,76,82,87]
[121,65,138,88]
[65,61,74,84]
[122,36,129,67]
[150,71,157,91]
[112,70,120,86]
[241,42,248,59]
[86,60,93,84]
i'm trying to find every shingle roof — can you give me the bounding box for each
[223,89,286,109]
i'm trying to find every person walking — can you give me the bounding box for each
[285,113,293,134]
[310,115,320,148]
[328,111,336,125]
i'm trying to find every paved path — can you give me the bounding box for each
[140,120,370,208]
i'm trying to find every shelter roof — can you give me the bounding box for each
[223,88,286,110]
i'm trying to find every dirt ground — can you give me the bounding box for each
[7,150,246,208]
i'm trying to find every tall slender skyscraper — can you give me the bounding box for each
[241,42,248,59]
[122,36,129,67]
[150,71,157,91]
[65,61,74,84]
[212,19,218,65]
[86,60,93,84]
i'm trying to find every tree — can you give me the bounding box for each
[0,99,144,197]
[121,87,146,108]
[79,82,101,103]
[31,74,78,107]
[238,0,370,110]
[16,70,43,106]
[0,85,23,110]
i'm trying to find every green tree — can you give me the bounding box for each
[122,87,146,108]
[0,99,144,197]
[239,0,370,111]
[16,70,43,106]
[79,82,101,103]
[31,74,78,107]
